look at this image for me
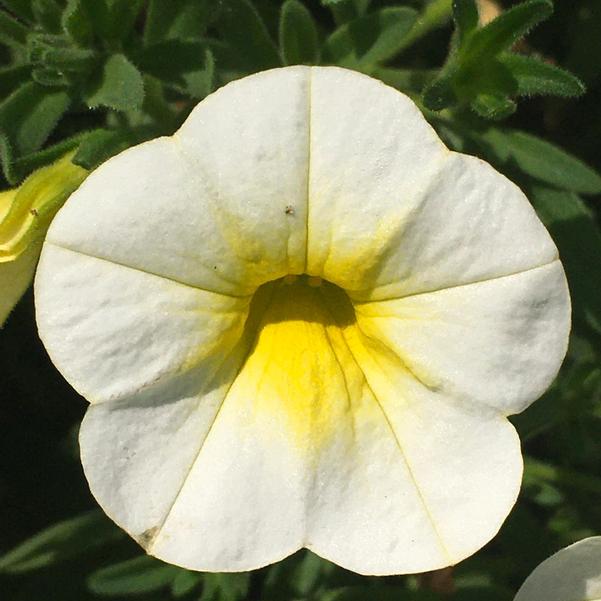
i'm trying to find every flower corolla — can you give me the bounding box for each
[514,537,601,601]
[34,67,570,575]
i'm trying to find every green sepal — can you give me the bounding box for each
[279,0,319,66]
[470,93,516,120]
[0,64,31,100]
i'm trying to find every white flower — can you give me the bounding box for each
[34,66,570,575]
[515,537,601,601]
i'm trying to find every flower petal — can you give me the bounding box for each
[35,244,250,402]
[514,537,601,601]
[355,260,570,415]
[78,280,522,574]
[45,67,312,297]
[306,68,558,300]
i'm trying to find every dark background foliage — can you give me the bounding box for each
[1,1,600,599]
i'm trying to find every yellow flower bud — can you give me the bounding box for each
[0,154,87,325]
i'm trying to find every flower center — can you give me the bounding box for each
[232,274,360,447]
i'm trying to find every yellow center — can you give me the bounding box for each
[228,274,415,451]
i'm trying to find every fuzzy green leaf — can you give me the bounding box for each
[499,53,585,97]
[136,40,214,98]
[323,7,418,67]
[171,570,203,598]
[0,510,124,573]
[62,0,93,46]
[216,0,281,71]
[0,9,28,47]
[453,0,479,42]
[0,0,33,22]
[0,64,30,100]
[0,81,70,157]
[32,0,62,33]
[85,53,144,111]
[279,0,319,65]
[87,556,181,596]
[461,0,553,65]
[144,0,213,45]
[478,127,601,194]
[73,126,157,169]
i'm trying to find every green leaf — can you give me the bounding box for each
[200,573,250,601]
[0,64,31,100]
[87,555,181,596]
[216,0,281,71]
[31,67,69,87]
[470,93,516,119]
[461,0,553,65]
[171,570,203,598]
[528,186,601,332]
[73,126,153,169]
[279,0,319,66]
[374,67,437,95]
[323,7,418,67]
[32,0,62,33]
[0,510,124,573]
[144,0,213,45]
[0,81,70,157]
[477,128,601,194]
[0,0,33,22]
[37,46,97,73]
[423,74,457,110]
[85,53,145,111]
[453,0,479,42]
[62,0,93,46]
[0,9,28,47]
[136,40,214,98]
[499,53,585,97]
[106,0,145,41]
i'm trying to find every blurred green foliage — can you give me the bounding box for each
[1,0,601,600]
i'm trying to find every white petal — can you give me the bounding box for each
[514,537,601,601]
[35,244,249,402]
[355,261,570,415]
[306,68,557,300]
[45,67,312,296]
[305,319,522,574]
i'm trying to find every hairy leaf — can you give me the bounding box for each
[279,0,319,65]
[87,556,181,595]
[323,7,417,67]
[0,510,124,573]
[85,53,144,111]
[499,53,585,97]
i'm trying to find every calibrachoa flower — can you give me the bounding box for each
[34,67,570,575]
[514,537,601,601]
[0,153,87,326]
